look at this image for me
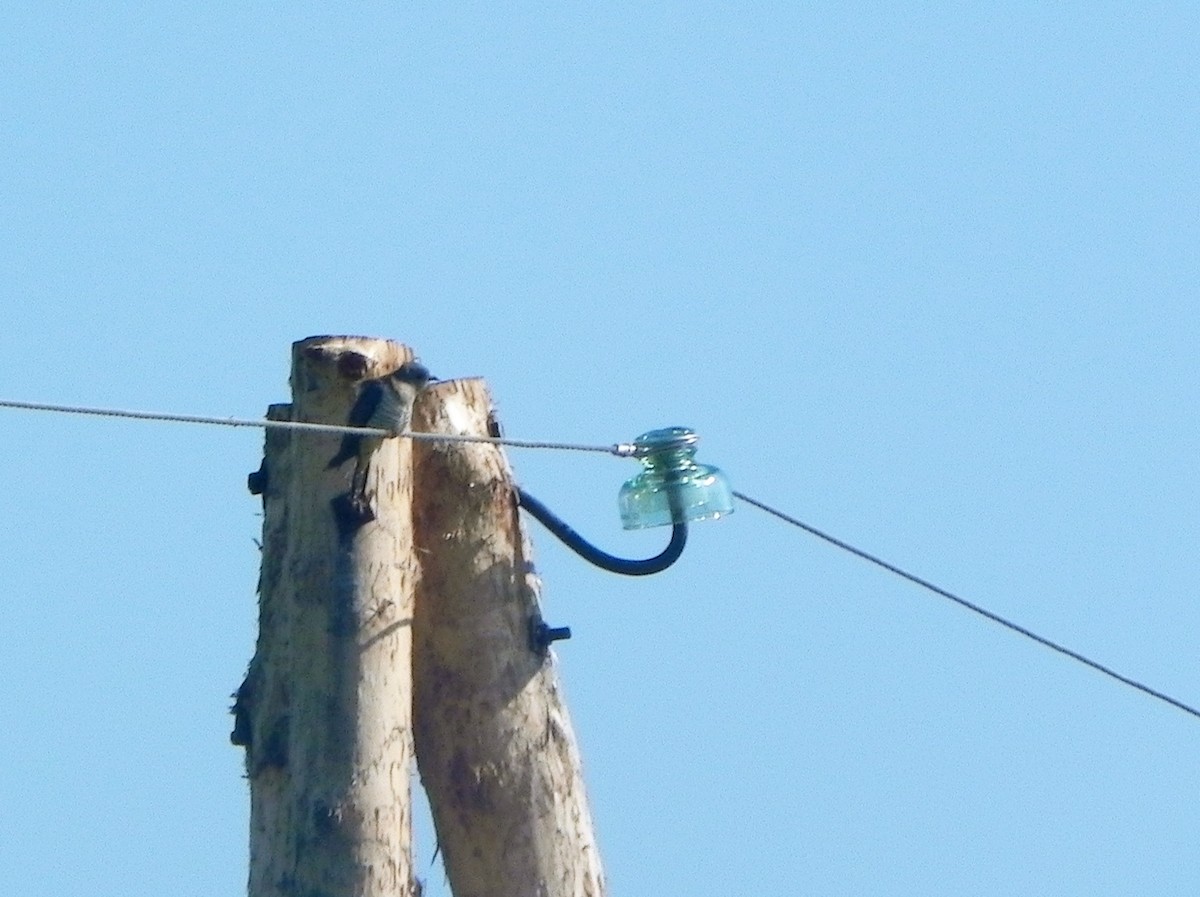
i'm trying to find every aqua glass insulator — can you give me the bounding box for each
[618,427,734,530]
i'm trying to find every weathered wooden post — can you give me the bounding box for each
[235,337,606,897]
[235,335,420,897]
[411,378,607,897]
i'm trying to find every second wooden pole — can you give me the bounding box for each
[412,378,607,897]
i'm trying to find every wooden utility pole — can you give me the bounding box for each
[235,337,605,897]
[411,379,606,897]
[235,336,420,897]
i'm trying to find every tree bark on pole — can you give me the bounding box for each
[411,378,607,897]
[236,335,420,897]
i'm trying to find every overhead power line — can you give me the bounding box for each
[0,398,636,455]
[732,490,1200,721]
[2,395,1196,722]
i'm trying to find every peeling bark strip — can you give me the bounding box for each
[239,336,419,897]
[412,379,607,897]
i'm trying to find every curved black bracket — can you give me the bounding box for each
[517,487,687,576]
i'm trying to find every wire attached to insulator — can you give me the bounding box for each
[517,488,687,576]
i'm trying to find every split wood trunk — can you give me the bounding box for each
[236,336,605,897]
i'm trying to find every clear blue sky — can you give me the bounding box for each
[2,4,1197,895]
